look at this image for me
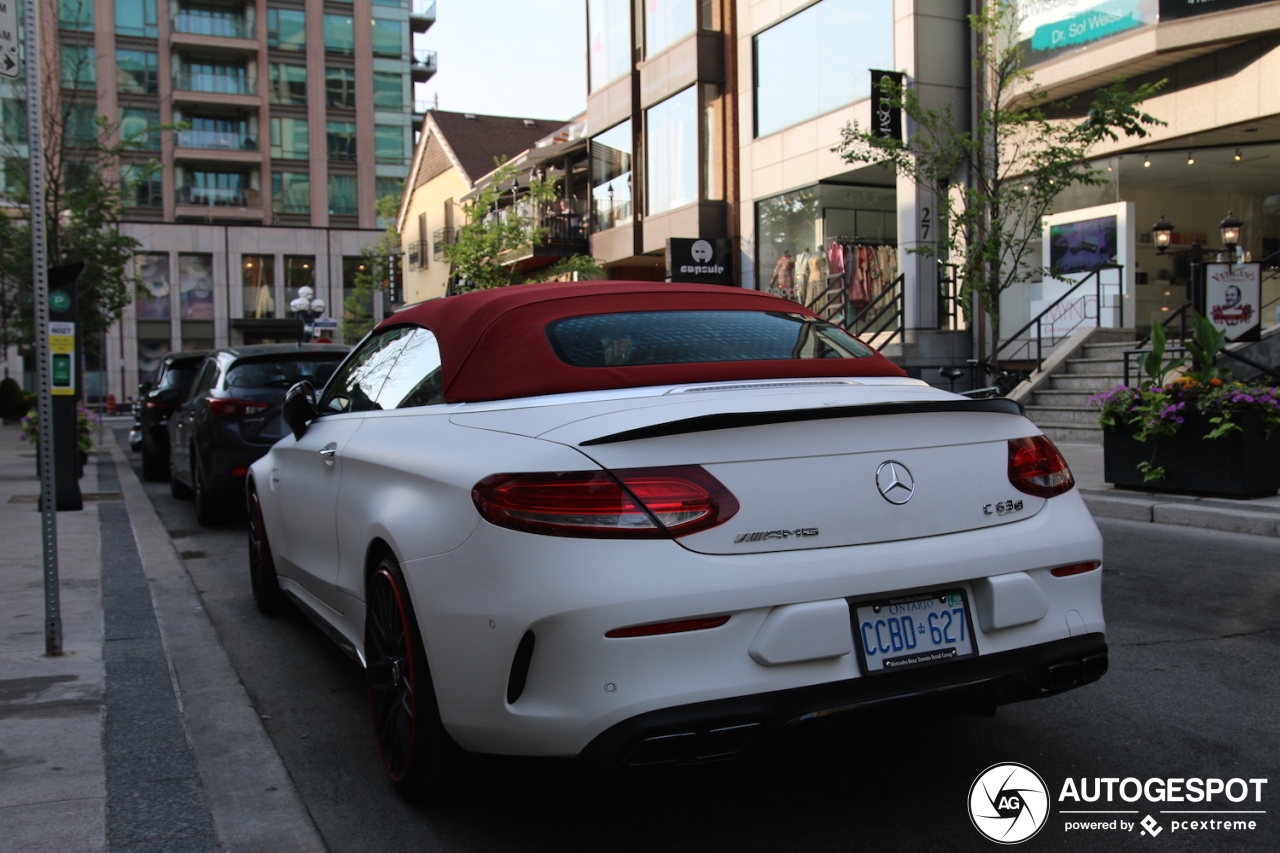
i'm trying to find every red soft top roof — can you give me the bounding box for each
[378,281,905,403]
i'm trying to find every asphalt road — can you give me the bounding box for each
[117,436,1280,852]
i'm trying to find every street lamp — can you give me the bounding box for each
[289,286,327,342]
[1150,211,1245,314]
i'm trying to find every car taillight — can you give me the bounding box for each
[208,398,272,418]
[1008,435,1075,498]
[1051,561,1100,577]
[606,615,731,638]
[472,466,739,539]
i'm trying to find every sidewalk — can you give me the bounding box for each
[0,421,1276,853]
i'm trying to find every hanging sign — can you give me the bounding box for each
[1205,263,1261,342]
[869,70,904,141]
[0,0,18,80]
[666,238,733,286]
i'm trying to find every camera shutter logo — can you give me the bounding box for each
[969,763,1050,844]
[690,240,714,264]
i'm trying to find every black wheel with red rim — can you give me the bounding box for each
[365,555,459,796]
[247,484,287,616]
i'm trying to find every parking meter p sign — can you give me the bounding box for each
[0,0,19,80]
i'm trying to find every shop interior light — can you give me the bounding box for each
[1143,156,1151,168]
[1187,152,1195,165]
[1234,149,1243,161]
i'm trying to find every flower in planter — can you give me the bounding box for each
[20,404,102,454]
[1090,312,1280,482]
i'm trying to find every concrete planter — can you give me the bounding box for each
[1103,411,1280,498]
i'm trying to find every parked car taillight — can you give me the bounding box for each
[1008,435,1075,498]
[208,398,272,419]
[472,466,740,538]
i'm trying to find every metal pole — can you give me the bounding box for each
[25,0,61,655]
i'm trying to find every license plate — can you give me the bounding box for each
[854,589,976,673]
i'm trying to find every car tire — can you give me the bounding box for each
[141,447,167,482]
[170,452,192,499]
[193,453,224,527]
[247,484,287,616]
[365,555,462,798]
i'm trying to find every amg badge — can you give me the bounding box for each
[734,528,819,544]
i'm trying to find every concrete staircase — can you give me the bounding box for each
[1018,328,1139,443]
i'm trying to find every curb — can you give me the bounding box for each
[108,441,328,852]
[1081,490,1280,537]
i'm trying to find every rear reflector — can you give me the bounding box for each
[606,615,730,639]
[231,467,248,476]
[1008,435,1075,498]
[472,466,739,539]
[208,398,272,419]
[1051,561,1100,577]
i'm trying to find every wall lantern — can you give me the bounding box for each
[1151,215,1174,250]
[1219,211,1243,249]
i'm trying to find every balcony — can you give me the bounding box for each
[174,71,256,96]
[406,240,427,271]
[172,11,250,39]
[410,0,436,34]
[410,50,437,84]
[432,227,455,261]
[540,198,590,245]
[176,128,258,151]
[176,185,260,208]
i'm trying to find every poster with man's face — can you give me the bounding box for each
[1206,263,1260,341]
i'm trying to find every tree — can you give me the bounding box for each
[0,35,166,361]
[342,194,404,341]
[833,1,1164,348]
[527,254,605,284]
[442,159,562,293]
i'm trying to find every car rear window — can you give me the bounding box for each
[226,355,345,389]
[545,310,875,368]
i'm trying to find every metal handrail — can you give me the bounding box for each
[847,274,905,347]
[992,263,1123,373]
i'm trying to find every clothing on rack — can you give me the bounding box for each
[769,251,795,295]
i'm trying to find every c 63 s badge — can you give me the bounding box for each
[984,499,1025,516]
[734,528,819,544]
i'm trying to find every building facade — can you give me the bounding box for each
[1,0,435,396]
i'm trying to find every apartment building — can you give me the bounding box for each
[0,0,435,396]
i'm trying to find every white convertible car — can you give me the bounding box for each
[248,281,1106,793]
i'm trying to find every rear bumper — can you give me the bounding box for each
[580,633,1107,768]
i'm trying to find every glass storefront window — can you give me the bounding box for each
[756,186,821,292]
[375,125,405,164]
[272,172,310,214]
[114,0,157,37]
[372,19,405,58]
[591,120,632,231]
[270,117,309,160]
[61,45,95,90]
[330,174,358,216]
[754,0,892,138]
[268,64,307,105]
[325,15,356,55]
[117,50,159,95]
[373,72,404,110]
[343,256,372,320]
[284,256,315,295]
[327,122,357,161]
[587,0,629,93]
[645,0,694,58]
[268,9,307,51]
[326,67,357,109]
[646,87,697,216]
[242,256,276,319]
[178,254,216,320]
[135,254,172,319]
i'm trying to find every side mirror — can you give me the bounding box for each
[137,381,152,396]
[282,380,319,440]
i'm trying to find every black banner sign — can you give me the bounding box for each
[1160,0,1272,20]
[666,238,733,286]
[870,70,904,141]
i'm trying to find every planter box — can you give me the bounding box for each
[1103,411,1280,498]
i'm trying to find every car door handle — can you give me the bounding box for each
[319,445,337,465]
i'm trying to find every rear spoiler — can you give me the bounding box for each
[579,398,1023,446]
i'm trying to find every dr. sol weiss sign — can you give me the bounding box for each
[666,238,733,286]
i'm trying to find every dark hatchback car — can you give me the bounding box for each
[131,351,208,482]
[169,343,349,526]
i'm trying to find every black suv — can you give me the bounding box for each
[132,351,209,481]
[168,343,349,526]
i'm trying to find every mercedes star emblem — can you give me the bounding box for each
[876,461,916,505]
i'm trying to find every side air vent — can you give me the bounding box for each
[506,630,536,704]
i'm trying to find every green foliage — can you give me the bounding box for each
[1184,312,1232,384]
[443,160,560,293]
[0,376,30,421]
[20,403,101,452]
[342,195,403,342]
[832,2,1164,333]
[1141,320,1184,388]
[527,254,605,284]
